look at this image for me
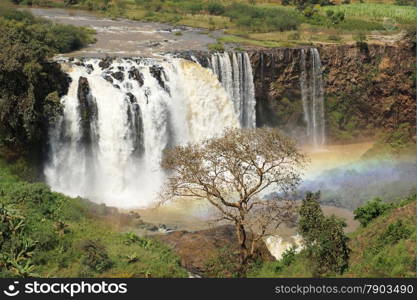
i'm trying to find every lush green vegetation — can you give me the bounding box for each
[0,5,95,171]
[0,158,187,278]
[322,3,416,24]
[297,192,350,276]
[224,3,300,32]
[354,197,394,227]
[362,123,417,159]
[249,194,416,278]
[12,0,416,47]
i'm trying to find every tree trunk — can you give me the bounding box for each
[235,222,250,276]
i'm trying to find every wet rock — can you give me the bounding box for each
[103,75,113,84]
[144,87,151,103]
[149,65,170,95]
[146,41,162,48]
[112,71,124,82]
[146,225,158,232]
[86,64,94,73]
[77,77,98,146]
[126,92,137,104]
[128,67,144,87]
[124,82,133,90]
[99,57,113,69]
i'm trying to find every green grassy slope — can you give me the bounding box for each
[0,158,187,278]
[249,195,416,278]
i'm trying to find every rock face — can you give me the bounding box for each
[155,225,274,276]
[247,41,416,143]
[149,65,170,95]
[318,43,415,141]
[128,67,144,87]
[249,48,304,131]
[77,77,98,146]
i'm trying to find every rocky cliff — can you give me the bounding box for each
[248,40,416,143]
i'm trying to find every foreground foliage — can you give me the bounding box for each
[0,159,187,278]
[298,192,350,276]
[249,194,416,278]
[0,5,95,170]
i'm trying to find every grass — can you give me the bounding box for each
[0,157,187,278]
[248,195,416,278]
[321,3,416,24]
[10,0,415,48]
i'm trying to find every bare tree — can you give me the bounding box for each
[161,128,307,274]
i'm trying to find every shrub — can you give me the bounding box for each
[186,2,203,14]
[378,220,411,246]
[206,2,226,16]
[80,240,113,273]
[330,11,345,24]
[225,3,300,32]
[123,232,141,245]
[299,192,350,276]
[204,246,240,278]
[354,198,393,227]
[49,24,96,53]
[298,192,324,245]
[310,216,350,276]
[273,247,297,272]
[0,6,94,161]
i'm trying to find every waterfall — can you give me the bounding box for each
[45,57,239,208]
[207,52,256,128]
[300,48,325,147]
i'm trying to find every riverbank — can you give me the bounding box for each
[14,1,416,52]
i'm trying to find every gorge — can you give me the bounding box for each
[1,4,415,279]
[45,46,336,209]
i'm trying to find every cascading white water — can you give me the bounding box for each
[300,48,325,147]
[207,52,256,128]
[45,57,239,208]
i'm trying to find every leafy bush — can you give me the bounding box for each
[378,220,411,246]
[354,198,393,227]
[0,203,38,277]
[204,246,240,278]
[225,3,300,32]
[186,2,203,14]
[298,192,324,245]
[123,232,141,245]
[206,2,225,16]
[310,216,350,276]
[0,6,94,164]
[80,239,113,273]
[298,192,350,276]
[48,24,96,53]
[273,247,297,273]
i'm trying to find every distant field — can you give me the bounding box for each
[9,0,416,48]
[321,3,416,24]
